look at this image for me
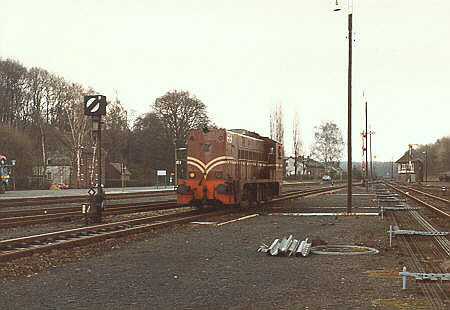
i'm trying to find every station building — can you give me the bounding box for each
[395,149,424,182]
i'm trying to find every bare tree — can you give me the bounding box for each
[129,112,171,180]
[312,121,344,171]
[152,90,210,179]
[103,93,130,163]
[292,111,302,176]
[61,83,90,188]
[25,67,52,178]
[152,90,210,147]
[0,59,27,128]
[269,102,284,145]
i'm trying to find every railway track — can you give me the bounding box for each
[0,184,344,228]
[391,213,449,309]
[0,200,178,228]
[385,181,450,255]
[391,182,449,214]
[273,184,346,202]
[0,181,323,209]
[0,209,230,262]
[0,184,345,261]
[385,181,450,227]
[0,190,175,208]
[379,182,450,308]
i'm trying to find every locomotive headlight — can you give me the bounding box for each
[189,172,196,179]
[216,184,227,194]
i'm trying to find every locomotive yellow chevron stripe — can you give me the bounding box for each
[187,156,234,177]
[187,156,206,171]
[186,160,205,174]
[206,160,230,175]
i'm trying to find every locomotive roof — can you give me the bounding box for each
[228,129,279,144]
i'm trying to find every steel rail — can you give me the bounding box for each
[410,210,450,256]
[385,182,450,219]
[0,185,323,211]
[393,182,449,204]
[0,184,352,261]
[0,190,175,208]
[0,209,231,262]
[273,185,347,202]
[0,185,342,228]
[0,182,323,209]
[391,215,447,309]
[0,200,178,228]
[390,207,450,309]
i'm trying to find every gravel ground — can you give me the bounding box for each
[0,204,193,240]
[0,186,431,309]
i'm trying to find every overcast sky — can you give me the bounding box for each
[1,0,449,163]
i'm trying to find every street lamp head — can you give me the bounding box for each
[334,0,342,11]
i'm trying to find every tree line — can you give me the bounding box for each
[1,57,344,189]
[415,137,450,178]
[5,57,444,188]
[0,58,210,188]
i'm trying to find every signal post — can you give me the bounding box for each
[83,95,107,224]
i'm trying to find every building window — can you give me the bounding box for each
[47,172,52,180]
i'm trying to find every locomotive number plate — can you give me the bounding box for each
[227,134,232,143]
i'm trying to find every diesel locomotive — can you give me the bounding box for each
[176,128,283,207]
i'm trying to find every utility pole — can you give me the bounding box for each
[347,10,353,213]
[391,157,394,179]
[334,0,353,213]
[121,162,125,192]
[369,131,373,179]
[423,148,428,183]
[294,150,297,178]
[367,131,375,180]
[174,140,177,187]
[425,148,428,183]
[365,100,368,190]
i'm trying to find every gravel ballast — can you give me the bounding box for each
[0,187,429,309]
